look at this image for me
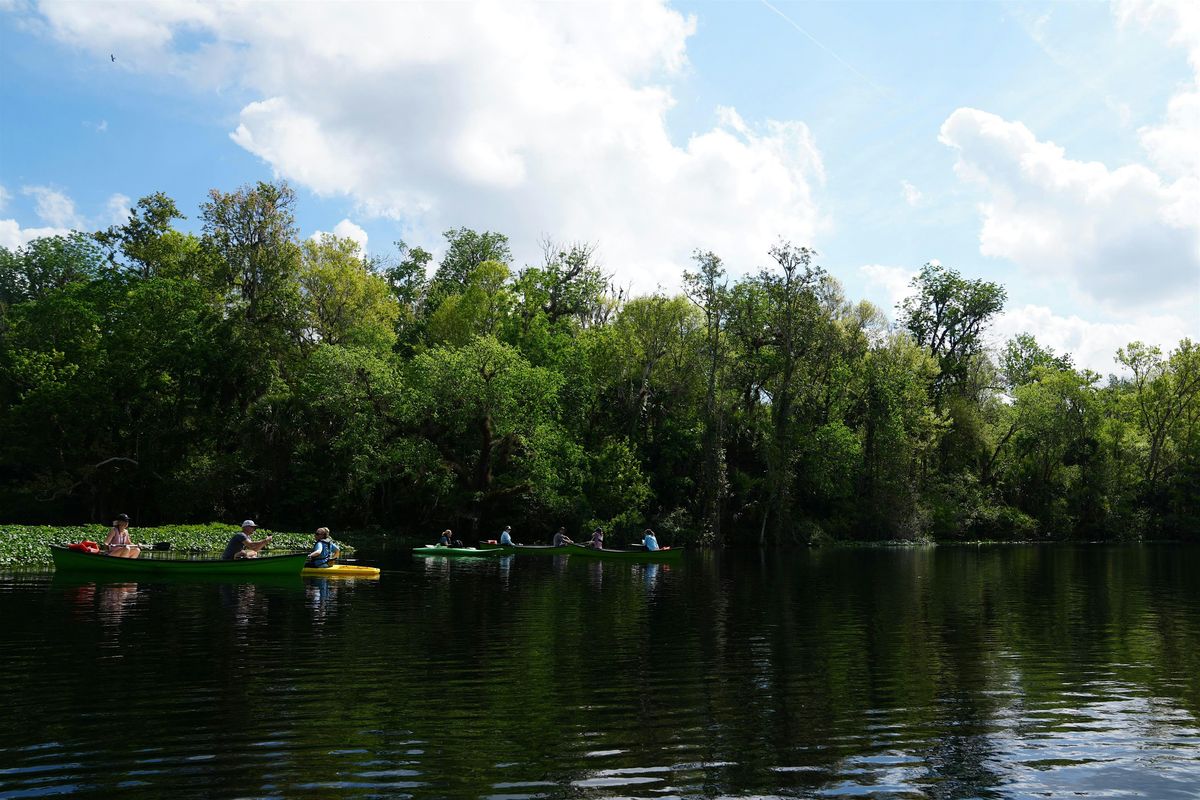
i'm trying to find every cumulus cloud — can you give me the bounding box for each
[938,108,1199,311]
[991,304,1193,376]
[311,218,369,256]
[29,0,826,289]
[22,185,82,228]
[1117,0,1200,179]
[859,264,916,311]
[106,193,132,225]
[0,220,72,250]
[859,262,1188,374]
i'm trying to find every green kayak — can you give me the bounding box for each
[477,542,683,562]
[49,545,308,575]
[411,545,504,558]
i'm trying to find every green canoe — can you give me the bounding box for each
[411,545,504,558]
[477,542,683,562]
[49,545,308,576]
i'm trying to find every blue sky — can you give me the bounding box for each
[1,0,1196,372]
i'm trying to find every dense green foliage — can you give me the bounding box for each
[0,524,317,568]
[2,182,1197,543]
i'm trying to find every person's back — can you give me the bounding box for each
[552,531,564,547]
[221,531,250,560]
[642,529,659,551]
[308,527,340,567]
[499,526,513,546]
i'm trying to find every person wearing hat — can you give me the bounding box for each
[221,520,273,560]
[104,514,141,558]
[588,527,604,550]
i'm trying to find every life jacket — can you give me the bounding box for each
[69,540,100,553]
[310,539,337,567]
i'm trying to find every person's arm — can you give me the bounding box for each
[245,535,273,552]
[305,545,321,559]
[105,528,118,547]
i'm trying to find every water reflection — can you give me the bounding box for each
[1,545,1198,799]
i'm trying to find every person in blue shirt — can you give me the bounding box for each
[499,525,515,546]
[305,527,341,568]
[641,528,660,551]
[438,530,452,546]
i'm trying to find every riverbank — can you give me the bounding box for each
[0,524,335,568]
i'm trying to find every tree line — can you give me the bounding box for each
[1,181,1196,543]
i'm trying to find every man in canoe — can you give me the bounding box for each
[221,520,273,560]
[499,525,515,546]
[552,526,574,547]
[642,528,660,551]
[304,527,341,568]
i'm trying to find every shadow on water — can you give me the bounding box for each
[0,544,1197,798]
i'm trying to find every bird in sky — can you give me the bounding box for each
[110,54,115,62]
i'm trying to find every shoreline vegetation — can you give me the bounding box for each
[5,524,1192,569]
[0,524,318,568]
[2,182,1198,546]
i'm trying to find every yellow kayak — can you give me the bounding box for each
[301,564,381,578]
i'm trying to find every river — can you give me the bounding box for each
[1,544,1198,798]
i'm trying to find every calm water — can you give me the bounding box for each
[1,545,1198,799]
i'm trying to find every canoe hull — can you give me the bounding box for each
[49,546,307,576]
[411,545,504,558]
[301,564,381,578]
[477,543,683,562]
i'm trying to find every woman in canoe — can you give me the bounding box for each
[588,527,604,549]
[305,527,341,568]
[438,530,452,546]
[104,514,140,558]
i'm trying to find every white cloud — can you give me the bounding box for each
[106,193,131,225]
[0,219,72,250]
[29,0,826,289]
[859,264,916,312]
[22,185,82,228]
[940,1,1200,318]
[991,304,1192,376]
[1116,0,1200,179]
[900,180,922,206]
[938,107,1199,311]
[311,218,369,256]
[860,262,1189,374]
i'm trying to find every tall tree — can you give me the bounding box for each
[683,249,729,544]
[899,263,1006,402]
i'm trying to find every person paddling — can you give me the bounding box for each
[552,526,574,547]
[588,527,604,550]
[305,527,341,568]
[641,528,660,551]
[438,529,453,546]
[221,520,273,560]
[499,525,516,546]
[104,514,141,558]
